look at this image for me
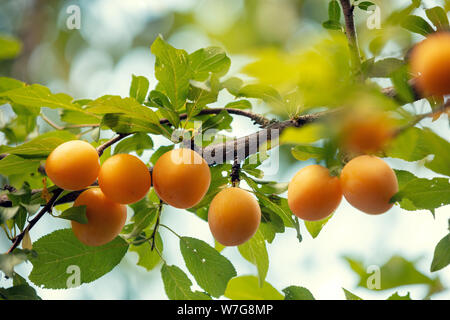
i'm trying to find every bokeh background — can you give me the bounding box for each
[0,0,449,300]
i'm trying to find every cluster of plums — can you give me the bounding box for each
[46,138,398,248]
[45,140,260,247]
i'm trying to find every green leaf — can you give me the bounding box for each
[390,65,415,103]
[87,95,160,124]
[0,206,20,224]
[161,264,211,300]
[392,170,450,214]
[342,288,363,300]
[282,286,315,300]
[151,36,190,109]
[401,15,435,36]
[387,292,412,300]
[186,85,218,119]
[129,75,150,104]
[291,145,326,161]
[221,77,244,95]
[237,84,283,106]
[430,234,450,272]
[344,255,441,293]
[425,7,449,30]
[225,99,252,110]
[365,58,405,78]
[189,47,231,81]
[150,145,174,166]
[0,77,24,93]
[260,208,285,243]
[57,206,88,224]
[328,0,341,22]
[305,214,333,239]
[224,276,284,300]
[238,230,269,287]
[101,113,162,135]
[280,124,324,145]
[130,233,163,271]
[60,109,100,125]
[179,237,236,297]
[322,20,342,30]
[201,109,233,132]
[113,133,153,156]
[0,284,41,300]
[0,84,80,111]
[29,229,129,289]
[0,34,22,60]
[358,1,375,11]
[0,131,76,159]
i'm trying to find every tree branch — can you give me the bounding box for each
[339,0,362,75]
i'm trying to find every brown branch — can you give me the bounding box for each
[339,0,362,75]
[7,188,63,254]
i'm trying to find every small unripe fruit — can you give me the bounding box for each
[72,188,127,246]
[208,187,261,246]
[340,155,398,215]
[153,148,211,209]
[98,154,151,204]
[288,165,342,221]
[46,140,100,191]
[410,32,450,96]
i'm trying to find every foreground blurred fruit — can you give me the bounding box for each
[46,140,100,191]
[410,32,450,96]
[288,165,342,221]
[339,109,395,154]
[340,155,398,215]
[153,148,211,209]
[208,187,261,246]
[98,154,151,204]
[72,188,127,246]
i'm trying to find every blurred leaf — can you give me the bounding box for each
[280,124,324,145]
[390,65,415,103]
[225,99,252,110]
[29,229,128,289]
[387,292,412,300]
[189,47,231,81]
[221,77,243,95]
[237,84,283,107]
[343,288,363,300]
[0,34,22,60]
[56,206,88,224]
[151,36,190,109]
[130,233,163,271]
[0,77,24,94]
[180,237,236,297]
[0,206,20,225]
[129,75,150,104]
[238,230,268,287]
[305,214,333,239]
[401,15,435,36]
[430,234,450,272]
[161,264,211,300]
[291,144,326,161]
[283,286,315,300]
[224,276,283,300]
[0,284,40,300]
[0,250,28,278]
[425,7,449,30]
[344,255,442,295]
[364,58,405,78]
[113,133,153,156]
